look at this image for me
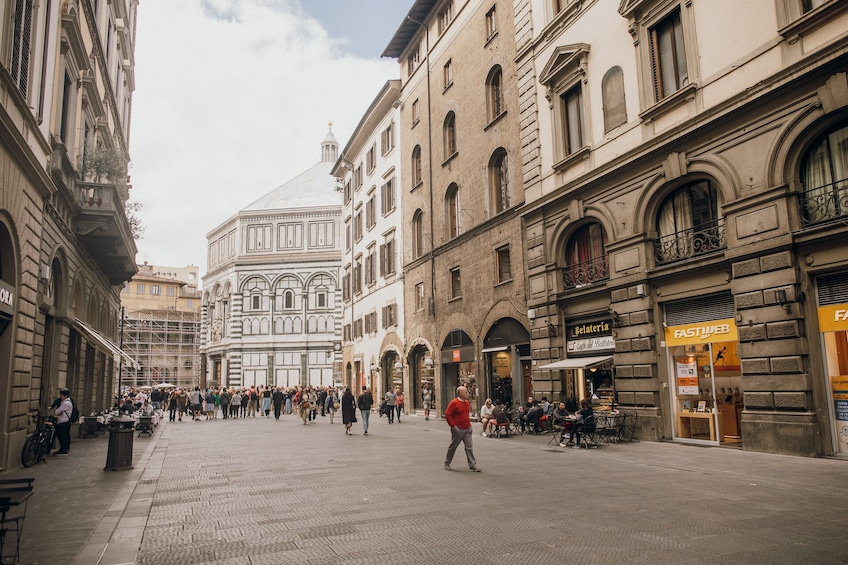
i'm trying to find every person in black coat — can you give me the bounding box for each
[341,387,357,435]
[271,387,285,420]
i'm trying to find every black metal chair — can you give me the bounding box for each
[576,414,600,448]
[136,415,154,437]
[0,478,34,565]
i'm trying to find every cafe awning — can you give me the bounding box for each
[75,318,139,369]
[538,355,613,370]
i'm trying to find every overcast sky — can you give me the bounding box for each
[130,0,412,277]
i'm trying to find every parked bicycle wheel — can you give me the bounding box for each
[21,433,42,467]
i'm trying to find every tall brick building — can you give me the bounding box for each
[384,0,530,416]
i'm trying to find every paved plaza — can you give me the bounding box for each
[5,410,848,565]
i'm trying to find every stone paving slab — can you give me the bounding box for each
[5,412,848,564]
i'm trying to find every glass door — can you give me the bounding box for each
[669,341,743,444]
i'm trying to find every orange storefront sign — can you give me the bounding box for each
[817,304,848,333]
[665,318,738,347]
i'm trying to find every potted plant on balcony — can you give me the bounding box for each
[80,141,129,203]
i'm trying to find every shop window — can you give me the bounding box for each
[563,222,608,289]
[654,180,725,264]
[799,122,848,226]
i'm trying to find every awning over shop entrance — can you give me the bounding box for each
[75,318,139,369]
[538,355,613,370]
[481,346,509,353]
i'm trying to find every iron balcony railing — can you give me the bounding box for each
[799,179,848,226]
[563,255,609,289]
[654,218,726,265]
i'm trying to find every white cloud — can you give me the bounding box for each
[130,0,397,274]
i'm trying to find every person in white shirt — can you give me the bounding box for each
[54,389,73,455]
[479,398,495,437]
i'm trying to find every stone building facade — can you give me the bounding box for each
[333,81,406,403]
[516,0,848,457]
[120,264,202,389]
[0,0,139,471]
[200,133,343,390]
[384,0,530,416]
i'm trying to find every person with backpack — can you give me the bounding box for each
[53,388,73,456]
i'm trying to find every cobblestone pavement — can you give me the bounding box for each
[6,411,848,564]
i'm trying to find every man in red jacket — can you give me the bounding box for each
[444,386,480,472]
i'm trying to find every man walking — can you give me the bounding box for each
[357,386,373,435]
[384,387,397,424]
[444,386,480,472]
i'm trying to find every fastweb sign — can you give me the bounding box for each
[817,304,848,333]
[665,318,738,346]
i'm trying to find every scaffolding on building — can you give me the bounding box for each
[121,309,201,390]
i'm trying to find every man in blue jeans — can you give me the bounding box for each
[357,386,373,435]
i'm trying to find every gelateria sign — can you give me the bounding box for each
[665,318,738,346]
[566,319,614,353]
[817,304,848,333]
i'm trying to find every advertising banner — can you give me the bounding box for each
[665,318,738,347]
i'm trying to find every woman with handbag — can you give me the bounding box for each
[341,386,357,435]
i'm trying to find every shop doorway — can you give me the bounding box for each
[815,271,848,456]
[664,293,742,446]
[667,340,743,444]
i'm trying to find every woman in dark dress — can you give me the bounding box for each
[341,386,357,435]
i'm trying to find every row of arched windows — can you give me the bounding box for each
[561,118,848,289]
[409,148,510,258]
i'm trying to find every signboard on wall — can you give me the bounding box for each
[665,318,738,346]
[817,304,848,333]
[566,319,613,353]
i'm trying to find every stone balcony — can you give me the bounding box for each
[75,181,138,285]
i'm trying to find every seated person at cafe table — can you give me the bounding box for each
[554,402,577,445]
[479,398,495,437]
[567,398,595,449]
[521,400,544,434]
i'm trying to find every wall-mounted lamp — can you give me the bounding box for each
[370,363,378,374]
[546,322,558,337]
[423,356,434,369]
[394,360,403,372]
[609,309,621,328]
[775,289,791,313]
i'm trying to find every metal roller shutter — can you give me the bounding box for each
[665,292,734,326]
[817,271,848,306]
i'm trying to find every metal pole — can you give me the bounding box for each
[118,306,125,406]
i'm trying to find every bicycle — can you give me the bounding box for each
[20,412,56,468]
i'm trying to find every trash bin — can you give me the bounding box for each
[104,416,134,471]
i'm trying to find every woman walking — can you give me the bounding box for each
[325,389,337,424]
[261,386,272,417]
[341,386,356,435]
